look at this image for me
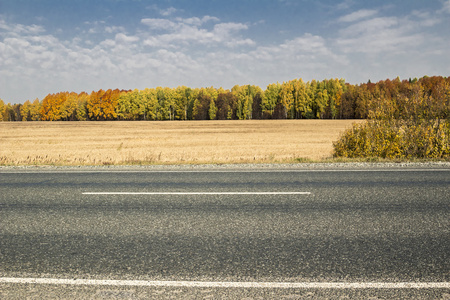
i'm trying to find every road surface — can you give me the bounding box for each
[1,165,449,298]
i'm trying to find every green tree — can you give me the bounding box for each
[141,88,158,120]
[262,83,281,118]
[116,89,143,120]
[174,86,194,120]
[208,97,217,120]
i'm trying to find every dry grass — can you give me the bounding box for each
[0,120,361,166]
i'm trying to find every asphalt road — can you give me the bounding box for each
[1,166,449,299]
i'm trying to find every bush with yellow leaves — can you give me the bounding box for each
[333,78,450,159]
[333,119,449,159]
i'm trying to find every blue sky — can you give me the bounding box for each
[1,0,449,103]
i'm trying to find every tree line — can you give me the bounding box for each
[0,76,449,121]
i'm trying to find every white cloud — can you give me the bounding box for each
[334,1,450,56]
[442,0,450,13]
[338,9,378,22]
[0,20,45,37]
[336,0,355,11]
[141,18,178,31]
[339,16,398,36]
[160,7,178,16]
[336,15,425,54]
[115,33,139,43]
[105,26,126,34]
[177,15,220,26]
[141,16,252,48]
[410,10,442,27]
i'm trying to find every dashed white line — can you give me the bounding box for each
[0,278,448,289]
[82,192,311,195]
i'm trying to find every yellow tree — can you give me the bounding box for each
[0,99,5,121]
[280,81,294,119]
[164,87,176,120]
[30,99,41,121]
[142,88,158,120]
[116,89,144,120]
[290,78,311,119]
[76,92,89,121]
[231,85,250,120]
[40,92,67,121]
[20,100,32,121]
[87,89,119,120]
[174,86,194,120]
[61,92,79,121]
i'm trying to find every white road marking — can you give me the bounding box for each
[0,278,448,289]
[82,192,311,195]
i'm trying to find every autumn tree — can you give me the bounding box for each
[193,89,212,120]
[252,91,263,119]
[2,103,18,121]
[279,82,294,119]
[231,85,261,120]
[0,99,5,121]
[87,89,120,120]
[29,99,42,121]
[232,85,250,119]
[173,86,194,120]
[215,91,237,120]
[155,87,168,120]
[40,92,67,121]
[20,100,32,121]
[262,83,281,118]
[339,84,357,119]
[141,88,158,120]
[61,92,80,121]
[75,92,89,121]
[116,89,144,120]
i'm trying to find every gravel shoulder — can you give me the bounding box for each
[1,162,450,172]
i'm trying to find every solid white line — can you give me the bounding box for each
[82,192,312,195]
[0,278,448,289]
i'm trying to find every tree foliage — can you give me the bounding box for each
[2,76,449,126]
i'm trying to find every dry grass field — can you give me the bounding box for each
[0,120,361,166]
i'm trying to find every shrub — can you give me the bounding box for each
[333,119,450,159]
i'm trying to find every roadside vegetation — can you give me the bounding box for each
[1,76,449,164]
[333,77,450,160]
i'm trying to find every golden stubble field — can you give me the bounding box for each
[0,120,361,165]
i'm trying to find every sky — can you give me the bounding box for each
[1,0,450,103]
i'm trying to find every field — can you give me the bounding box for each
[0,120,361,166]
